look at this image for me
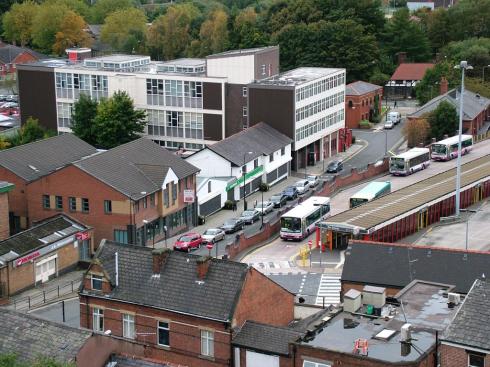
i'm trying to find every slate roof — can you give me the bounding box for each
[0,214,88,260]
[74,138,199,199]
[442,278,490,351]
[390,63,434,81]
[346,81,382,96]
[232,321,302,356]
[81,241,249,322]
[409,88,490,120]
[0,309,92,363]
[341,241,490,293]
[0,44,46,64]
[206,122,293,166]
[0,134,98,182]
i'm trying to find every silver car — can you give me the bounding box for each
[295,180,310,195]
[202,228,226,244]
[255,201,274,215]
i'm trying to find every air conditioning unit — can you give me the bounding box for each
[401,323,412,342]
[448,293,461,305]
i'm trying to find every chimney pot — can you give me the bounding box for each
[152,248,171,274]
[196,256,212,279]
[439,77,448,95]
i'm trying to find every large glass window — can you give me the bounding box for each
[57,102,73,128]
[43,195,50,209]
[468,353,485,367]
[280,217,302,233]
[201,330,214,357]
[123,314,135,339]
[114,229,128,244]
[69,197,76,211]
[158,321,170,346]
[93,308,104,332]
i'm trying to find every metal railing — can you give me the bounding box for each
[12,279,81,311]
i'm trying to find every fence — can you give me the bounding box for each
[12,279,81,311]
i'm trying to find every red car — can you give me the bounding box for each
[173,233,202,252]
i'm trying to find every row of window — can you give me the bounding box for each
[154,140,204,151]
[55,72,108,100]
[240,147,285,172]
[57,102,72,128]
[295,73,345,103]
[146,79,203,108]
[146,109,204,140]
[295,109,344,142]
[92,307,215,357]
[295,92,344,122]
[43,195,90,212]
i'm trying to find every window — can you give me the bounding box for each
[150,193,155,206]
[269,153,274,162]
[281,147,285,156]
[158,321,170,347]
[242,106,247,117]
[69,197,76,211]
[303,362,331,367]
[104,200,112,214]
[242,86,248,97]
[91,274,103,290]
[143,196,147,209]
[114,229,128,244]
[468,353,485,367]
[261,64,266,75]
[172,183,177,204]
[93,308,104,332]
[43,195,50,209]
[208,181,212,193]
[164,185,169,208]
[123,314,135,339]
[82,198,89,213]
[201,330,214,357]
[254,159,258,169]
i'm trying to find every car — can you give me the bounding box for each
[295,179,310,195]
[202,228,226,244]
[255,201,274,215]
[384,120,394,129]
[173,232,202,252]
[240,209,261,224]
[221,218,245,233]
[326,160,343,174]
[307,175,320,187]
[270,193,288,208]
[283,186,299,200]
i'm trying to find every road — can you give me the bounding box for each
[29,297,80,328]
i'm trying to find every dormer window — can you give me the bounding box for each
[91,274,103,290]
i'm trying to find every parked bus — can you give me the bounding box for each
[389,147,430,176]
[431,135,473,161]
[280,196,331,241]
[349,181,392,209]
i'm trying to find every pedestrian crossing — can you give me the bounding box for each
[247,261,305,275]
[315,274,341,306]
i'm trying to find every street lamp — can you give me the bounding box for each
[453,61,473,218]
[483,65,490,83]
[163,225,168,249]
[242,151,254,211]
[260,189,264,229]
[461,208,481,251]
[129,191,147,245]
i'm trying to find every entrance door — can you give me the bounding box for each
[418,209,428,229]
[35,257,57,283]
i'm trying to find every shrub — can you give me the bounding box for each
[359,120,371,129]
[259,182,269,192]
[224,200,234,210]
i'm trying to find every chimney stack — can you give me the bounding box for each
[152,248,171,274]
[440,77,448,95]
[397,52,407,65]
[196,256,212,279]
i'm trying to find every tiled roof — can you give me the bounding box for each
[232,321,302,355]
[346,81,382,96]
[341,241,490,293]
[0,309,92,363]
[81,241,249,322]
[0,214,88,259]
[442,278,490,351]
[0,44,46,64]
[74,138,199,199]
[0,134,98,182]
[206,122,292,166]
[390,63,434,81]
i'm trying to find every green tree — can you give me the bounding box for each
[71,94,98,146]
[230,7,268,49]
[93,91,146,149]
[45,0,91,20]
[53,10,92,55]
[90,0,134,24]
[428,100,459,140]
[425,8,452,51]
[31,2,70,53]
[442,38,490,78]
[2,1,39,47]
[100,8,147,53]
[197,9,229,56]
[447,0,490,41]
[0,353,75,367]
[415,61,459,105]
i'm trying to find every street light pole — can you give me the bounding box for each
[461,208,479,251]
[261,189,264,229]
[454,61,473,218]
[242,151,253,211]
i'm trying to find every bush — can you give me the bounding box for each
[359,120,371,129]
[224,200,234,210]
[259,182,269,192]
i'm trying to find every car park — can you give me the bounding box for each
[202,228,226,244]
[294,180,310,195]
[270,193,288,208]
[307,175,320,187]
[326,160,343,174]
[221,218,245,233]
[255,201,274,215]
[282,186,299,200]
[240,210,261,224]
[173,233,202,252]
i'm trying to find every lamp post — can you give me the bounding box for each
[461,208,480,251]
[260,189,264,229]
[163,225,168,249]
[454,61,473,218]
[482,65,490,83]
[242,151,253,211]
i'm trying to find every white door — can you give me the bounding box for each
[245,351,280,367]
[35,258,57,283]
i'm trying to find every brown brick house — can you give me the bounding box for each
[0,43,45,79]
[345,81,383,128]
[79,241,295,367]
[27,138,200,246]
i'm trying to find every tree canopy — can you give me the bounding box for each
[100,8,147,53]
[71,94,98,146]
[427,100,459,140]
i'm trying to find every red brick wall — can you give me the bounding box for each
[0,51,38,76]
[345,88,383,129]
[79,295,232,367]
[232,268,294,328]
[440,344,490,367]
[0,168,28,229]
[0,192,9,240]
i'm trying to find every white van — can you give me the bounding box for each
[388,111,401,125]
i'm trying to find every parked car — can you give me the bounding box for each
[255,201,274,215]
[295,179,311,195]
[202,228,226,244]
[221,218,245,233]
[326,160,343,174]
[173,233,202,252]
[283,186,299,200]
[240,210,261,224]
[307,175,320,187]
[384,120,394,129]
[270,193,288,208]
[388,111,401,125]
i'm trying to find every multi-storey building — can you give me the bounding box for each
[248,67,346,170]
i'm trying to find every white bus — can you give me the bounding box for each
[280,196,331,241]
[389,147,431,176]
[431,135,473,161]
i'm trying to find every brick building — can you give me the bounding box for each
[440,277,490,367]
[386,63,434,99]
[0,181,14,240]
[0,214,92,298]
[0,43,45,79]
[27,138,199,246]
[0,134,98,234]
[79,241,295,367]
[345,81,383,129]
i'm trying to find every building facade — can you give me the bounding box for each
[0,43,44,80]
[0,182,14,241]
[345,81,383,129]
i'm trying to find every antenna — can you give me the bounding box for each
[115,252,119,287]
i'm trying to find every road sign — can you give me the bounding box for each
[184,189,195,203]
[308,240,312,249]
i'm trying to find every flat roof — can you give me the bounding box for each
[160,58,205,67]
[86,54,149,63]
[320,154,490,232]
[252,67,343,87]
[207,46,278,58]
[392,147,430,160]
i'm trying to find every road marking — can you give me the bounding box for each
[315,274,341,306]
